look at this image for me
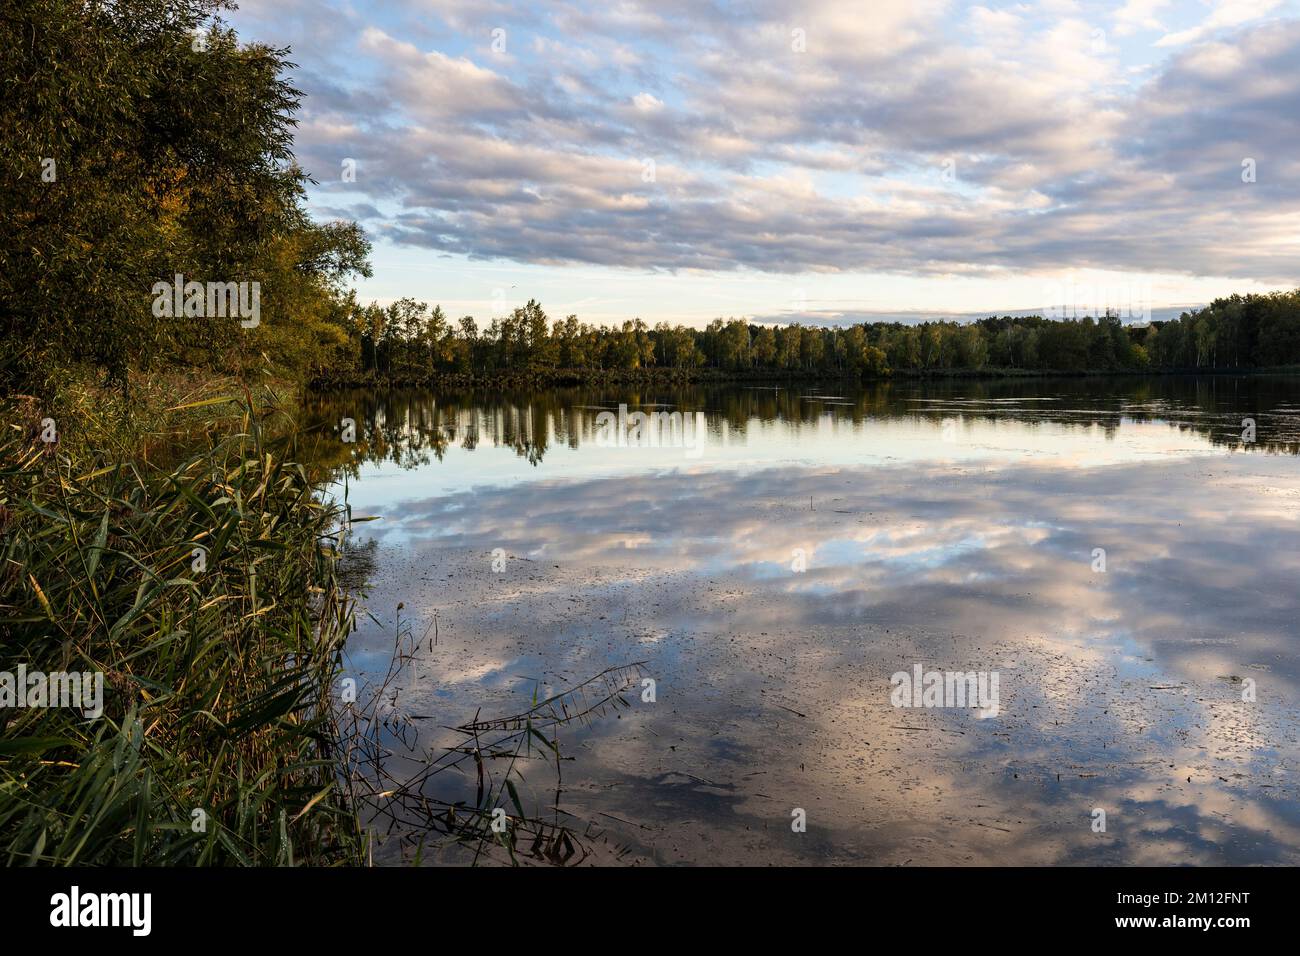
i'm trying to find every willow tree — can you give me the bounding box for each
[0,0,370,395]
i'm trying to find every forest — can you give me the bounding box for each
[320,291,1300,385]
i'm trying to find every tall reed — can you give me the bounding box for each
[0,394,362,865]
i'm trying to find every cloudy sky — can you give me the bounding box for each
[227,0,1300,326]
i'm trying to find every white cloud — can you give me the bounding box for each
[1156,0,1282,47]
[1114,0,1172,37]
[631,91,663,111]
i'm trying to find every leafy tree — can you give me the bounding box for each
[1,0,371,394]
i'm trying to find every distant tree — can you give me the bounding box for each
[955,324,988,369]
[753,326,778,366]
[317,290,1300,383]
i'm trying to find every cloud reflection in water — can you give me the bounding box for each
[335,381,1300,864]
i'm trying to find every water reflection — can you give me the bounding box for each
[304,376,1300,483]
[327,377,1300,865]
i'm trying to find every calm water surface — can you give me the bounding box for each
[311,376,1300,865]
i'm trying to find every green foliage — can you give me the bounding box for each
[315,289,1300,386]
[0,0,370,394]
[0,395,362,865]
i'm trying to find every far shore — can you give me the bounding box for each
[309,364,1300,392]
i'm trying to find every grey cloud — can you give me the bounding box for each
[238,1,1300,283]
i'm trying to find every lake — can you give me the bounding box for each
[308,376,1300,865]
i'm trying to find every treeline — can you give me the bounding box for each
[321,290,1300,385]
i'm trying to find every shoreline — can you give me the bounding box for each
[309,365,1300,393]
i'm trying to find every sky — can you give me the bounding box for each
[225,0,1300,328]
